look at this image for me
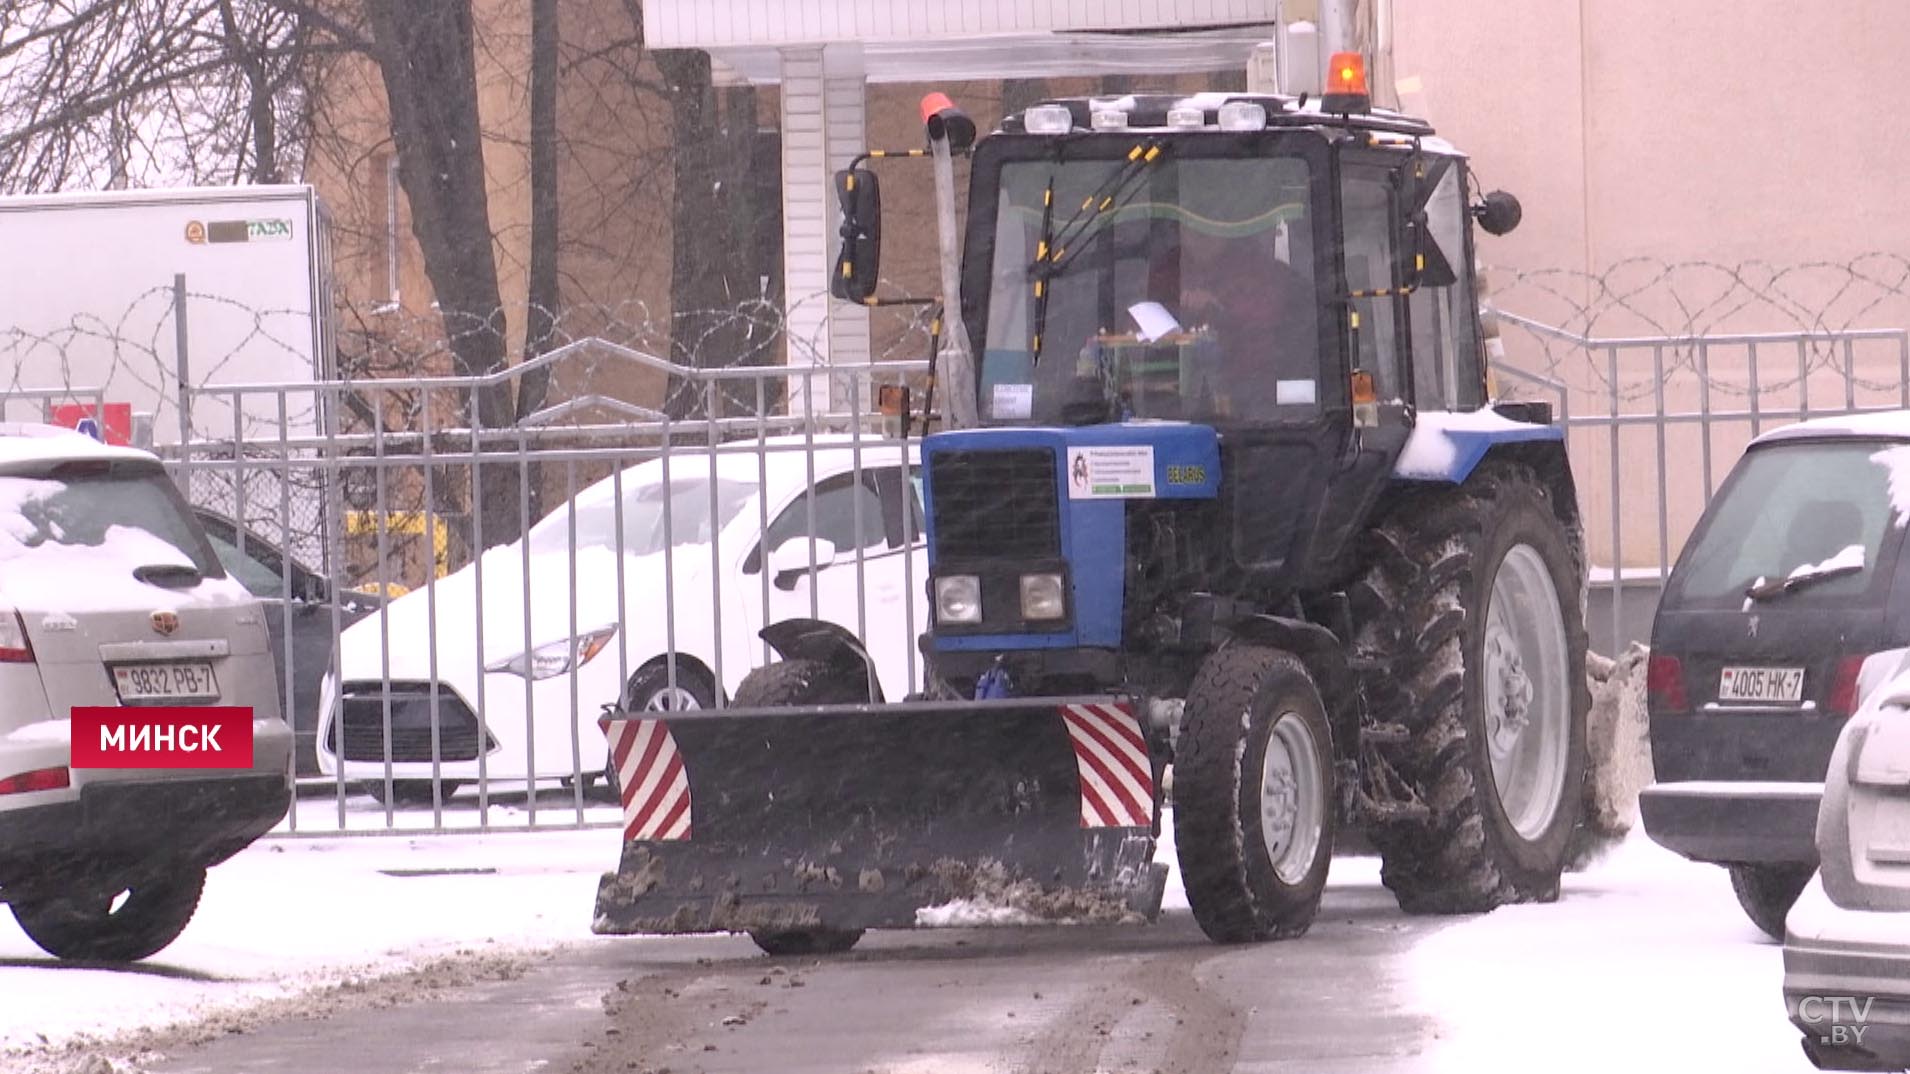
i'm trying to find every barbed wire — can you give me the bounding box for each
[8,261,1910,582]
[11,259,1910,440]
[1490,255,1910,406]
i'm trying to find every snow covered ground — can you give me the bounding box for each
[0,823,626,1066]
[1408,830,1814,1074]
[0,813,1814,1073]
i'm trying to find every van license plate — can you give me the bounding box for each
[1717,666,1805,704]
[112,662,218,702]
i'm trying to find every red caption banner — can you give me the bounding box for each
[70,707,254,769]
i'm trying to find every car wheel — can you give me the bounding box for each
[597,660,720,800]
[1728,863,1813,940]
[362,779,463,807]
[10,865,207,962]
[626,659,718,714]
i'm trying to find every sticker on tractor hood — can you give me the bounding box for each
[1066,445,1155,499]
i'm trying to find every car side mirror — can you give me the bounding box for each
[832,168,881,303]
[769,538,837,591]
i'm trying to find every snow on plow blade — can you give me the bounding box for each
[592,697,1168,936]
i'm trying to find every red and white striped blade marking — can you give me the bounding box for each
[598,716,692,842]
[1060,702,1155,829]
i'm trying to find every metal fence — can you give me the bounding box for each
[165,347,932,836]
[10,274,1910,836]
[1492,312,1910,655]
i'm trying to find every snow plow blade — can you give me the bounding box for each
[592,697,1167,936]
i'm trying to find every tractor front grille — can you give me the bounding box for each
[335,682,493,763]
[929,448,1061,561]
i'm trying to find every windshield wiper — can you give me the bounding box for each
[1743,561,1864,602]
[1027,141,1168,367]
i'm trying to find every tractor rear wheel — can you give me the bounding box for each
[1352,461,1589,913]
[1174,644,1336,942]
[731,657,870,957]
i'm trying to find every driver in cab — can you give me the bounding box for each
[1175,231,1317,418]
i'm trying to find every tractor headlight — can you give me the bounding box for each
[934,575,982,624]
[485,625,617,680]
[1019,573,1066,621]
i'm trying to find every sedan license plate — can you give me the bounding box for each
[112,662,218,702]
[1717,666,1805,704]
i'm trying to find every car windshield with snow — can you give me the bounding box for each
[1644,419,1910,939]
[523,474,758,558]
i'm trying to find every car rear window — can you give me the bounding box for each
[0,464,223,577]
[1671,439,1902,608]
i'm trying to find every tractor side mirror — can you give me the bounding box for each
[832,168,882,303]
[770,538,838,591]
[1474,190,1523,237]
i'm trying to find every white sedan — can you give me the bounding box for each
[316,437,926,803]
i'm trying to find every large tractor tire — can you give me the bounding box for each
[10,865,207,962]
[1352,461,1590,914]
[731,657,870,957]
[1174,644,1336,942]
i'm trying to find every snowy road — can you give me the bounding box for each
[0,821,1819,1074]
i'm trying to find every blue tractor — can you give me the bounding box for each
[595,66,1589,955]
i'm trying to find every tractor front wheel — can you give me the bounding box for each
[1174,644,1336,943]
[1353,461,1590,913]
[731,657,870,957]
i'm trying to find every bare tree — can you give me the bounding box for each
[0,0,325,190]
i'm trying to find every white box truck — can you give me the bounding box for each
[0,184,334,447]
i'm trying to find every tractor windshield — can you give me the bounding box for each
[980,153,1318,425]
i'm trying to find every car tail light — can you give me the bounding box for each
[1824,654,1871,717]
[0,766,68,796]
[1647,654,1689,713]
[0,611,32,663]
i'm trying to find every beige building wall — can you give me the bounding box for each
[1397,0,1910,571]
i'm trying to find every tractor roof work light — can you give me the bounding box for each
[1022,104,1075,135]
[1166,106,1205,129]
[1217,101,1268,131]
[1323,52,1372,115]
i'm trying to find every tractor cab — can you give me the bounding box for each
[883,87,1520,697]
